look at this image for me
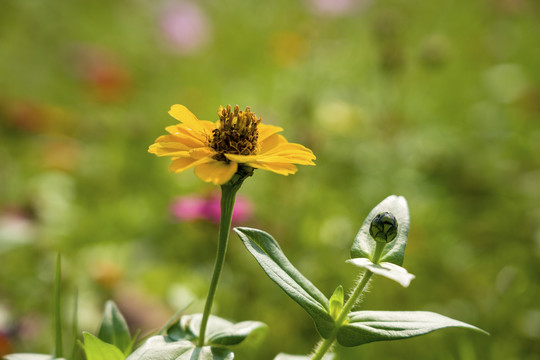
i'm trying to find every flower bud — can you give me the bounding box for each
[369,212,398,243]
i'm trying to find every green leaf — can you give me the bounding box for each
[125,337,192,360]
[82,332,125,360]
[3,355,63,360]
[235,227,335,338]
[208,321,267,346]
[350,196,410,266]
[97,301,132,354]
[167,314,267,347]
[125,336,233,360]
[168,314,227,342]
[274,355,308,360]
[329,286,344,319]
[346,258,415,287]
[167,321,197,342]
[336,311,488,347]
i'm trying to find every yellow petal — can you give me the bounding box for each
[200,120,216,133]
[265,142,315,157]
[189,147,217,159]
[153,134,184,143]
[167,122,215,137]
[194,160,238,185]
[258,123,284,142]
[148,135,194,157]
[267,154,315,165]
[258,135,316,164]
[263,143,316,164]
[169,157,213,173]
[163,126,207,148]
[259,133,288,154]
[148,143,190,157]
[248,161,298,175]
[155,134,205,151]
[266,154,316,165]
[225,150,315,166]
[168,105,206,133]
[223,153,256,164]
[224,153,301,165]
[165,125,180,135]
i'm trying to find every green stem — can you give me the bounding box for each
[197,183,240,347]
[311,272,372,360]
[54,253,63,359]
[311,242,387,360]
[311,336,335,360]
[69,289,79,360]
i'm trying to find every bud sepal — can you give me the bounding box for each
[350,195,410,266]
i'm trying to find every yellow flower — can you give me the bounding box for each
[149,104,316,185]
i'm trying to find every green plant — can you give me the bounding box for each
[235,195,487,359]
[3,111,488,360]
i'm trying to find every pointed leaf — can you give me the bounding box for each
[97,301,132,354]
[347,258,415,287]
[274,356,308,360]
[169,314,231,342]
[337,311,488,347]
[125,337,193,360]
[235,227,334,338]
[350,196,410,266]
[82,332,125,360]
[125,336,233,360]
[167,319,197,342]
[208,320,267,346]
[178,347,234,360]
[167,314,267,347]
[3,355,64,360]
[329,286,344,319]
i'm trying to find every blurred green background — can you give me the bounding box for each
[1,0,539,359]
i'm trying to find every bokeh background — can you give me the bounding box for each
[1,0,540,359]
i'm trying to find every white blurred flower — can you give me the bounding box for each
[0,209,36,252]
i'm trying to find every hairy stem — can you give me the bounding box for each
[311,242,387,359]
[311,271,373,360]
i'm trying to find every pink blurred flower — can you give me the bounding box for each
[170,195,207,221]
[170,193,253,224]
[306,0,373,17]
[160,2,211,54]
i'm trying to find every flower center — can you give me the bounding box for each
[209,105,261,161]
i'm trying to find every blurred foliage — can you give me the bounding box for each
[1,0,540,359]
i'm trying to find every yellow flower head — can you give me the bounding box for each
[149,104,316,185]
